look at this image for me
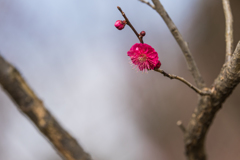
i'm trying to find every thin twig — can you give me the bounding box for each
[139,0,155,9]
[154,68,211,96]
[148,0,205,89]
[176,120,186,133]
[0,54,92,160]
[117,6,144,43]
[222,0,234,63]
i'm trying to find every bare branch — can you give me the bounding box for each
[176,120,186,133]
[184,41,240,160]
[0,54,92,160]
[117,6,144,43]
[139,0,155,9]
[140,1,239,159]
[222,0,234,63]
[154,69,211,96]
[150,0,205,89]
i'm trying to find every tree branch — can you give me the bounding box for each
[140,1,238,159]
[177,120,186,133]
[184,41,240,160]
[117,6,144,43]
[230,41,240,72]
[154,69,211,96]
[222,0,234,63]
[148,0,205,89]
[0,54,92,160]
[139,0,155,9]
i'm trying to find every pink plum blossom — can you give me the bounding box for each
[127,43,161,71]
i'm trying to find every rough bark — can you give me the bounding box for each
[184,42,240,160]
[0,55,92,160]
[139,1,240,159]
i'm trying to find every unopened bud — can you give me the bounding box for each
[114,20,126,30]
[140,31,146,37]
[155,60,161,69]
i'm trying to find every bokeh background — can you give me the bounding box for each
[0,0,240,160]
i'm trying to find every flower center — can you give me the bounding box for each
[138,53,147,63]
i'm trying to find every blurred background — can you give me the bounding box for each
[0,0,240,160]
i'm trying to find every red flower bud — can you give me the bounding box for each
[114,20,126,30]
[155,60,161,69]
[140,31,146,37]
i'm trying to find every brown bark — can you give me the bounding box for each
[184,42,240,160]
[0,55,92,160]
[140,0,240,159]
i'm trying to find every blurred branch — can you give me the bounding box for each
[154,69,211,96]
[176,120,186,133]
[139,0,155,9]
[142,0,206,89]
[222,0,234,63]
[185,41,240,160]
[231,41,240,72]
[0,54,92,160]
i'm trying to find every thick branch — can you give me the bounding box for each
[222,0,234,63]
[154,69,211,96]
[0,55,92,160]
[150,0,205,89]
[184,41,240,160]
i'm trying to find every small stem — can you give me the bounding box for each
[177,120,186,133]
[117,6,144,43]
[154,68,211,96]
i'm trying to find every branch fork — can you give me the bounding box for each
[117,6,144,43]
[139,1,239,160]
[117,6,209,96]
